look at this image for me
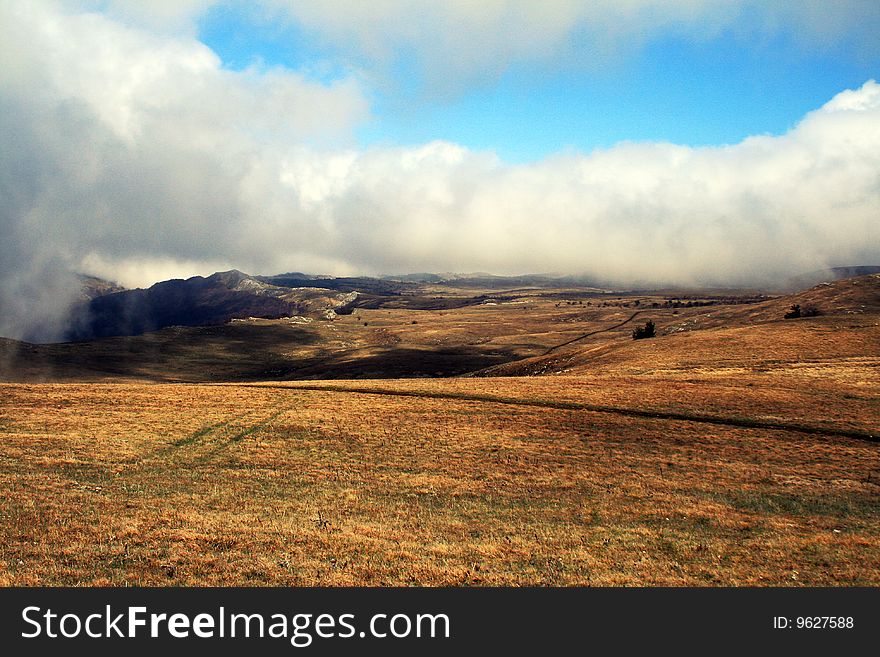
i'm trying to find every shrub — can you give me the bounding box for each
[632,319,656,340]
[784,303,819,319]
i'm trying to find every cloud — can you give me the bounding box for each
[263,0,880,94]
[1,1,879,341]
[70,0,217,33]
[317,81,880,283]
[0,0,369,339]
[67,2,880,94]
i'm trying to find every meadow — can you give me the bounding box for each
[1,276,878,586]
[1,373,876,586]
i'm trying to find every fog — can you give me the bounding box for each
[1,1,879,340]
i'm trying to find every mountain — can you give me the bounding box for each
[256,273,412,295]
[66,270,358,341]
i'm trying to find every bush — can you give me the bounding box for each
[632,319,656,340]
[785,303,821,319]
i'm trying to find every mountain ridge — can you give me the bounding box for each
[66,270,359,341]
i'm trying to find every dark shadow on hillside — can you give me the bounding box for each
[0,324,321,382]
[244,346,522,381]
[0,329,522,382]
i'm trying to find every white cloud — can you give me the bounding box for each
[0,1,879,341]
[70,0,217,33]
[72,1,879,95]
[263,0,880,94]
[78,253,234,289]
[267,81,880,286]
[0,0,369,339]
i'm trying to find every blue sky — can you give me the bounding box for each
[197,1,880,162]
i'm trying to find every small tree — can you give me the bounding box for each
[632,319,656,340]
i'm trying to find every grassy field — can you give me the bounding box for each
[0,285,778,382]
[1,275,877,586]
[1,373,877,586]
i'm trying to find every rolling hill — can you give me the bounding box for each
[0,271,877,384]
[65,270,359,341]
[476,274,880,377]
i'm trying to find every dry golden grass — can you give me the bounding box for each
[0,285,782,382]
[1,374,877,586]
[1,275,877,586]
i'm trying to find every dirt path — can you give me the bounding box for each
[225,382,879,443]
[126,407,290,472]
[543,310,643,354]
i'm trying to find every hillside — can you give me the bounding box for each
[477,274,880,377]
[66,270,359,341]
[0,273,877,383]
[786,266,880,290]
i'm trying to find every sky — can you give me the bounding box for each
[1,0,879,340]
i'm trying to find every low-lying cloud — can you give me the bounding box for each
[1,1,879,341]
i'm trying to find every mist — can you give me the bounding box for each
[1,2,879,341]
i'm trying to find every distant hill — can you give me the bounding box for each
[4,270,878,382]
[257,273,411,295]
[434,274,560,289]
[474,273,880,377]
[59,269,612,342]
[54,265,880,343]
[66,270,358,340]
[381,273,445,284]
[382,272,606,290]
[785,266,880,290]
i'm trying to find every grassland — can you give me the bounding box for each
[0,285,776,381]
[1,371,877,586]
[0,276,878,585]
